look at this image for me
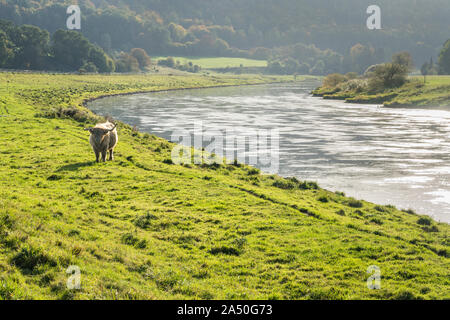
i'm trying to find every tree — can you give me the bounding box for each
[420,62,429,83]
[158,56,175,68]
[297,63,310,74]
[11,24,50,69]
[130,48,151,70]
[168,23,187,42]
[392,51,414,71]
[267,60,283,74]
[323,73,347,88]
[438,39,450,75]
[115,52,140,73]
[79,61,98,73]
[0,30,13,66]
[349,44,376,74]
[310,60,325,75]
[89,45,115,73]
[368,63,408,92]
[283,57,299,74]
[52,29,91,70]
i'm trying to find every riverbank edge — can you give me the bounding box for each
[81,79,301,109]
[81,76,446,225]
[311,77,450,108]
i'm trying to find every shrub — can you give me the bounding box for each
[272,180,296,190]
[79,61,98,73]
[342,78,367,92]
[345,72,358,80]
[298,181,319,190]
[367,63,408,93]
[374,205,388,212]
[121,233,147,249]
[323,73,347,88]
[10,246,56,273]
[422,225,439,232]
[417,216,432,226]
[134,212,157,229]
[247,168,260,175]
[346,198,363,208]
[130,48,152,70]
[209,246,241,256]
[38,106,93,123]
[370,217,383,225]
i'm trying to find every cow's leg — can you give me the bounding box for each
[101,150,107,162]
[95,150,100,163]
[108,149,114,161]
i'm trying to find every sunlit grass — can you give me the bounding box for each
[0,72,448,300]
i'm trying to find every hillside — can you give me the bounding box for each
[1,0,449,67]
[0,73,448,300]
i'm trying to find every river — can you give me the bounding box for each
[89,80,450,223]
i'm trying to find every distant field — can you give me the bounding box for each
[153,56,267,69]
[412,75,450,85]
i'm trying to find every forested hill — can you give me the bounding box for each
[1,0,449,70]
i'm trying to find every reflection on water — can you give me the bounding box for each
[89,81,450,223]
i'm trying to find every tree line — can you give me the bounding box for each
[267,41,450,76]
[0,19,154,73]
[1,0,448,70]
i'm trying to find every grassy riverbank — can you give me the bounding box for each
[312,75,450,107]
[0,73,448,300]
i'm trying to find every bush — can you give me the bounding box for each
[115,52,140,73]
[130,48,151,70]
[341,79,367,92]
[10,246,56,273]
[247,168,260,175]
[345,72,358,80]
[79,61,98,73]
[158,57,175,68]
[209,246,241,256]
[134,212,157,229]
[323,73,347,88]
[121,233,147,249]
[367,63,408,93]
[298,181,319,190]
[273,180,296,190]
[346,198,363,208]
[417,216,432,226]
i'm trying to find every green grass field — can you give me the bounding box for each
[153,57,268,69]
[312,75,450,107]
[0,72,448,300]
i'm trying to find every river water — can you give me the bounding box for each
[89,81,450,223]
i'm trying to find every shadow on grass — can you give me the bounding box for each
[56,161,96,172]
